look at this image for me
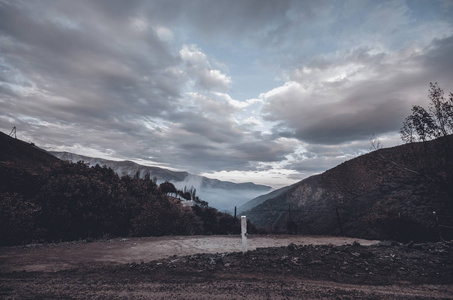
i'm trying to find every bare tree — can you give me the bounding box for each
[400,118,416,143]
[370,133,383,151]
[428,82,453,137]
[401,83,453,143]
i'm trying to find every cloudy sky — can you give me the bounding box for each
[1,0,453,188]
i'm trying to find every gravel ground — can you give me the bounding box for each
[1,236,452,299]
[0,235,378,272]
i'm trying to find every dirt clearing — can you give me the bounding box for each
[1,236,452,299]
[0,235,377,272]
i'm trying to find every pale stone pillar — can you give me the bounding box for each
[241,216,247,253]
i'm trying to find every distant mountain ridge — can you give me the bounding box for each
[51,151,269,190]
[246,135,453,241]
[51,151,271,211]
[0,131,271,212]
[52,152,189,182]
[237,184,292,214]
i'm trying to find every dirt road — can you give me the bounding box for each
[1,236,452,299]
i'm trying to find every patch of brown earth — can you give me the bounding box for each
[1,236,452,299]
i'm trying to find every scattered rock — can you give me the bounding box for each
[377,240,393,247]
[3,240,453,299]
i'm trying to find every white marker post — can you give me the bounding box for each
[241,216,247,253]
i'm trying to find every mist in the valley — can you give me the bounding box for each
[50,152,268,213]
[171,175,267,213]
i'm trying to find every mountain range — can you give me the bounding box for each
[0,131,271,212]
[51,151,271,212]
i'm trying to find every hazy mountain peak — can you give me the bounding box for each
[51,151,271,211]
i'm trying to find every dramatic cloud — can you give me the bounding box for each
[261,36,453,146]
[1,0,452,188]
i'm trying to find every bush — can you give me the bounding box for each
[0,193,41,245]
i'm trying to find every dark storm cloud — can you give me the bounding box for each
[162,138,293,174]
[262,34,453,145]
[292,95,406,145]
[1,0,280,175]
[0,0,190,171]
[417,35,453,81]
[0,0,181,121]
[232,140,293,162]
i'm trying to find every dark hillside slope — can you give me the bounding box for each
[0,131,59,167]
[247,135,453,241]
[238,185,292,214]
[0,133,244,245]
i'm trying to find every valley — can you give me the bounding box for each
[51,151,271,212]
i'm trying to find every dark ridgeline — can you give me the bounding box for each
[0,132,253,246]
[0,131,59,167]
[246,134,453,242]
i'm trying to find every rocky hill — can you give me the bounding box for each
[246,135,453,241]
[51,151,271,211]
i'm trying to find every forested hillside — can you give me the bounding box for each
[0,132,254,246]
[51,151,271,212]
